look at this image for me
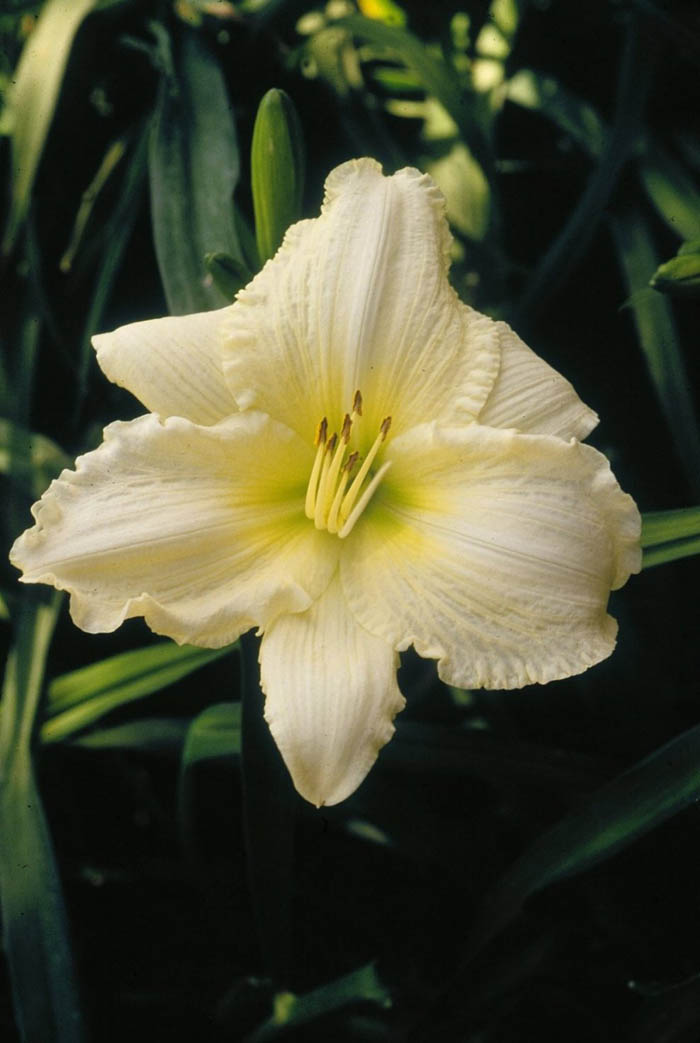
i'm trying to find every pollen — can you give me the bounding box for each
[304,391,391,538]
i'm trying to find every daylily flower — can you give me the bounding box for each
[10,159,641,806]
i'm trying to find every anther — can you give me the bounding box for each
[305,395,391,535]
[339,416,392,523]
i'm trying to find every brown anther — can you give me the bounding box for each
[341,413,352,442]
[326,433,338,454]
[352,390,363,416]
[344,451,359,473]
[315,417,328,447]
[380,416,392,439]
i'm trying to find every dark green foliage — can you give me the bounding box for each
[2,1,700,1041]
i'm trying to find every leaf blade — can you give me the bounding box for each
[149,26,243,314]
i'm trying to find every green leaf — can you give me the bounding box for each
[641,506,700,566]
[513,19,651,324]
[177,702,241,861]
[650,250,700,297]
[76,120,150,412]
[0,418,70,499]
[251,89,305,265]
[611,208,700,498]
[506,69,606,158]
[1,0,101,255]
[42,641,233,743]
[642,536,700,568]
[357,0,406,28]
[204,250,253,299]
[462,720,700,964]
[336,15,492,175]
[640,144,700,242]
[641,506,700,547]
[181,701,242,769]
[149,25,243,314]
[0,593,86,1043]
[246,962,391,1042]
[70,716,189,752]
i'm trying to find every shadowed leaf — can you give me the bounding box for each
[149,25,243,313]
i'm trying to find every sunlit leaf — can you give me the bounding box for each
[246,962,391,1042]
[357,0,406,27]
[42,641,233,743]
[641,506,700,547]
[149,24,243,314]
[251,88,305,265]
[1,0,101,255]
[462,720,700,963]
[650,247,700,297]
[0,593,86,1042]
[424,142,490,241]
[336,14,491,174]
[642,536,700,568]
[611,208,700,498]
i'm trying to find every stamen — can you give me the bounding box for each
[306,396,390,536]
[315,428,348,529]
[304,417,328,518]
[339,461,392,538]
[314,433,337,529]
[327,452,358,534]
[339,417,391,523]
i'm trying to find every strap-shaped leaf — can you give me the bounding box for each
[246,962,391,1042]
[43,641,232,743]
[0,593,86,1043]
[462,720,700,963]
[1,0,100,255]
[149,26,243,314]
[611,209,700,499]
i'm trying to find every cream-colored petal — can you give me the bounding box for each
[223,158,500,446]
[342,423,641,689]
[93,307,236,425]
[11,412,338,647]
[477,322,598,439]
[259,574,405,807]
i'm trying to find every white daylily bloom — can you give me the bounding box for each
[10,159,641,806]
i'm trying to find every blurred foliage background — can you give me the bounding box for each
[1,0,700,1039]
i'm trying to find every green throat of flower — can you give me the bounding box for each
[304,389,392,539]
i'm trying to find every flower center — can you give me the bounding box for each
[304,390,392,539]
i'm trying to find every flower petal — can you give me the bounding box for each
[259,574,405,807]
[477,322,598,439]
[223,158,501,443]
[342,423,641,689]
[11,412,338,647]
[93,307,236,424]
